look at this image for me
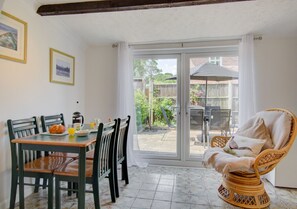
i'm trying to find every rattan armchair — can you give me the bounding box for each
[209,108,297,209]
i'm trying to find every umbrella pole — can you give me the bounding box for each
[205,79,208,107]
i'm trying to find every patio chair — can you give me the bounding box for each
[161,106,172,128]
[204,108,297,208]
[190,109,204,144]
[205,105,220,121]
[209,109,231,136]
[7,117,72,209]
[54,120,118,209]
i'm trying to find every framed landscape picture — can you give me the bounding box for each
[0,11,27,63]
[50,48,75,85]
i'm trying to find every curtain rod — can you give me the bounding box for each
[112,35,262,48]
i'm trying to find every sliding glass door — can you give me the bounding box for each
[133,55,181,159]
[184,54,239,159]
[132,49,239,163]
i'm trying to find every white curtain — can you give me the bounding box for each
[116,42,147,167]
[239,34,256,126]
[0,0,5,10]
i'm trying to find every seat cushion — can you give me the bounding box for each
[54,159,94,177]
[203,147,255,173]
[24,156,73,173]
[224,118,269,157]
[224,136,266,157]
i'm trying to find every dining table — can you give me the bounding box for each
[11,131,98,209]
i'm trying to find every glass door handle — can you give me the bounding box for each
[185,102,190,115]
[173,106,181,115]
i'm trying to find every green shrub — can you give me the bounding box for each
[134,90,149,129]
[153,98,174,126]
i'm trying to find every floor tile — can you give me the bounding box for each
[154,191,172,201]
[170,202,191,209]
[141,183,158,191]
[17,165,297,209]
[151,200,171,209]
[132,198,153,209]
[156,185,173,192]
[137,190,155,199]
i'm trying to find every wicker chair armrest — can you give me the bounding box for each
[253,149,286,176]
[210,136,231,148]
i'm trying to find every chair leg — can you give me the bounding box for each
[48,176,53,209]
[92,178,101,209]
[74,182,79,198]
[108,173,116,203]
[114,163,119,198]
[67,182,72,196]
[34,177,40,193]
[9,172,17,209]
[55,178,61,209]
[42,177,47,189]
[122,160,129,184]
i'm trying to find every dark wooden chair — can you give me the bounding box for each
[54,120,118,209]
[7,117,72,209]
[114,116,130,197]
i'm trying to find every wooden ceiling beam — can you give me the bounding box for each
[37,0,253,16]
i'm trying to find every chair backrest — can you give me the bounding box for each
[256,109,296,150]
[209,109,231,131]
[205,105,220,118]
[255,109,296,176]
[7,117,40,170]
[116,116,131,163]
[190,109,204,130]
[40,113,65,132]
[92,120,118,178]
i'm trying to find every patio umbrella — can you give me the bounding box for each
[167,62,238,105]
[190,63,238,106]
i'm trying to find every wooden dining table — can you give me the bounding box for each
[11,132,97,209]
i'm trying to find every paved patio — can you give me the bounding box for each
[137,128,223,155]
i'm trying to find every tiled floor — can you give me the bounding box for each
[15,165,297,209]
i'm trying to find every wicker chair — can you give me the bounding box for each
[209,108,297,209]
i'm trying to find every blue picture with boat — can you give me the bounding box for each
[56,59,71,78]
[0,22,18,50]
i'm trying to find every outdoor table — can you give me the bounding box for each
[11,132,97,209]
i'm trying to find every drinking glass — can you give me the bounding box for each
[68,126,76,136]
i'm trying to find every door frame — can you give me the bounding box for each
[133,46,239,165]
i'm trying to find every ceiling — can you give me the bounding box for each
[33,0,297,45]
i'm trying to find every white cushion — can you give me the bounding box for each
[203,147,255,173]
[224,135,266,157]
[255,111,292,149]
[237,116,272,148]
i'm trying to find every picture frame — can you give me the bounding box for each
[0,11,27,63]
[50,48,75,85]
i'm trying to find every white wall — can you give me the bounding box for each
[0,0,87,207]
[85,46,117,123]
[84,37,297,188]
[254,36,297,187]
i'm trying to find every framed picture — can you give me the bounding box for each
[50,48,75,85]
[0,11,27,63]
